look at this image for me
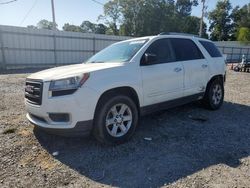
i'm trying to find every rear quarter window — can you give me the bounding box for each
[199,40,222,57]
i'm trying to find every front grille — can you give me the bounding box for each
[25,80,43,105]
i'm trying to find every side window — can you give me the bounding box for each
[170,38,204,61]
[142,39,175,64]
[199,40,222,57]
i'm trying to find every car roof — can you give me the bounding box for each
[118,33,212,44]
[156,33,211,42]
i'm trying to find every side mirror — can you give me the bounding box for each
[143,53,157,65]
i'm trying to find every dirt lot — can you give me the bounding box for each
[0,70,250,188]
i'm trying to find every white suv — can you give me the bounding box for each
[25,33,226,144]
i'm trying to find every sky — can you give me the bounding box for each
[0,0,249,30]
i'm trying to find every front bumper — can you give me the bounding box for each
[27,113,93,136]
[25,81,99,136]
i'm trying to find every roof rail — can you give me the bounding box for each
[158,32,199,37]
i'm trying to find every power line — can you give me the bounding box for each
[19,0,38,26]
[0,0,17,5]
[90,0,104,6]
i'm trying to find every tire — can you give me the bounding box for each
[93,95,138,145]
[202,78,224,110]
[233,66,240,72]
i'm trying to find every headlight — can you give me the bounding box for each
[49,73,89,95]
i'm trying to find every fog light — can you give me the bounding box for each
[49,113,70,122]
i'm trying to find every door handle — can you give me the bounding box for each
[174,67,182,72]
[202,64,208,68]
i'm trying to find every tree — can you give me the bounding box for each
[118,0,144,36]
[237,27,250,44]
[99,0,121,35]
[119,0,179,36]
[62,23,82,32]
[101,0,202,37]
[181,16,208,38]
[80,21,108,34]
[36,19,57,30]
[27,25,37,29]
[231,4,250,40]
[176,0,198,17]
[95,24,107,34]
[208,0,233,41]
[231,4,250,28]
[80,21,96,33]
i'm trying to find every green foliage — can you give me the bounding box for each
[80,21,96,33]
[29,1,250,41]
[231,4,250,28]
[237,27,250,44]
[95,24,108,34]
[27,25,37,29]
[80,21,107,34]
[36,19,57,30]
[208,0,233,41]
[181,16,208,38]
[120,0,170,36]
[231,4,250,40]
[98,0,121,35]
[62,23,82,32]
[101,0,200,37]
[176,0,198,16]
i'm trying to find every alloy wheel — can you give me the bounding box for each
[105,103,133,137]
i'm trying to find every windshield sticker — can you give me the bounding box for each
[129,40,146,45]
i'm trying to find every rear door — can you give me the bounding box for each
[170,38,209,97]
[141,38,184,106]
[199,40,226,78]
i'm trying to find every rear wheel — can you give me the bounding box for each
[202,78,224,110]
[93,95,138,145]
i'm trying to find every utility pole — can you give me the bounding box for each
[199,0,206,37]
[51,0,56,30]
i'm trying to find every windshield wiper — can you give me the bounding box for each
[88,61,104,64]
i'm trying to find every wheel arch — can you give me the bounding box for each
[94,86,141,119]
[207,74,224,87]
[204,74,224,96]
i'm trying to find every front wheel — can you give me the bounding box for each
[202,79,224,110]
[93,95,138,145]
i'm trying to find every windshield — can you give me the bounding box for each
[86,39,147,63]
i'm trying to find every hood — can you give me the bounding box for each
[27,63,123,81]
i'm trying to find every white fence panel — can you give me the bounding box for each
[215,41,250,63]
[0,25,130,70]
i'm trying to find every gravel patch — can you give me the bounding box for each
[0,70,250,187]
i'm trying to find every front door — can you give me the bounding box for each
[141,38,184,106]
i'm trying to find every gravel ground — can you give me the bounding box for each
[0,70,250,188]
